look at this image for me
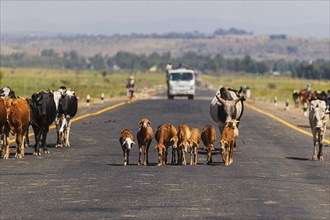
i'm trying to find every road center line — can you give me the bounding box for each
[8,101,127,144]
[245,102,330,144]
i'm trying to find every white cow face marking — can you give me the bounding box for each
[123,138,135,150]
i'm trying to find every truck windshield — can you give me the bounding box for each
[169,72,193,81]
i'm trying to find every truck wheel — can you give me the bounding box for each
[188,95,194,100]
[168,95,174,99]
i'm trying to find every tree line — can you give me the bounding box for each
[0,49,329,80]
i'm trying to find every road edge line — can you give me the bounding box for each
[245,102,330,144]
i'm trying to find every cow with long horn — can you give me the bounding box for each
[210,86,245,149]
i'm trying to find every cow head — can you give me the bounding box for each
[204,144,215,164]
[122,137,135,150]
[310,100,328,132]
[216,94,244,122]
[138,118,151,129]
[0,87,16,98]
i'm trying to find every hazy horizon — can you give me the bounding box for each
[1,1,329,37]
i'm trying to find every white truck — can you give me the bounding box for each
[167,68,195,100]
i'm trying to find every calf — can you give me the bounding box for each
[27,91,57,156]
[136,118,153,166]
[220,120,239,166]
[201,124,216,165]
[309,100,329,161]
[155,123,178,166]
[3,98,30,159]
[119,129,135,166]
[188,128,201,165]
[54,88,78,148]
[177,124,191,165]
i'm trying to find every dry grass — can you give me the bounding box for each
[202,73,329,105]
[0,67,166,100]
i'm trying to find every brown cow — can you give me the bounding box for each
[177,124,191,165]
[155,123,178,166]
[188,128,201,165]
[119,129,135,166]
[220,120,239,166]
[3,98,30,159]
[0,98,10,156]
[136,118,153,166]
[201,124,216,165]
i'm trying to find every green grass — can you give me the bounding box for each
[202,73,329,104]
[0,67,166,100]
[1,68,328,106]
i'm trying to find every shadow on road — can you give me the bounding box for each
[286,157,309,161]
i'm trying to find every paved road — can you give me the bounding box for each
[1,88,329,219]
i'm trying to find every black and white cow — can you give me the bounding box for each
[27,91,57,156]
[210,86,245,140]
[309,99,329,161]
[53,87,78,147]
[0,87,16,98]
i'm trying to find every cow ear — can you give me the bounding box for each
[147,120,151,126]
[138,120,142,125]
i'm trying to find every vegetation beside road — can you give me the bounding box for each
[1,67,328,106]
[202,73,329,105]
[0,67,165,101]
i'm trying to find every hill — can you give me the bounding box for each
[1,33,329,61]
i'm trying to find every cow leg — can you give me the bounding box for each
[144,143,149,166]
[15,133,23,158]
[312,137,318,160]
[65,120,72,147]
[190,146,193,165]
[127,150,130,165]
[41,129,50,154]
[33,126,43,156]
[182,146,187,165]
[123,150,127,166]
[138,144,142,165]
[318,131,324,161]
[171,147,176,164]
[229,142,234,165]
[3,132,10,159]
[55,116,61,147]
[194,146,198,165]
[25,125,30,148]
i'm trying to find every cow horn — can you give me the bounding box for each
[215,94,225,105]
[234,96,244,104]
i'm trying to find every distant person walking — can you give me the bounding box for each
[126,76,135,99]
[165,62,172,91]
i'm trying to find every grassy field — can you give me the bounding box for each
[0,67,166,101]
[202,73,329,105]
[1,67,328,106]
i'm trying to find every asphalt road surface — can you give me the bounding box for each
[1,88,329,220]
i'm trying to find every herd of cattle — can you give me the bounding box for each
[0,86,78,159]
[1,85,329,164]
[120,86,245,166]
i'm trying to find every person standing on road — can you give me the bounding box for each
[126,76,135,99]
[165,62,172,94]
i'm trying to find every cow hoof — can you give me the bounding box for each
[44,150,50,154]
[3,155,9,159]
[55,144,62,148]
[143,161,148,166]
[319,156,324,161]
[123,162,127,166]
[33,152,41,156]
[15,154,23,159]
[312,155,318,160]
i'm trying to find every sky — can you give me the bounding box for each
[1,1,329,37]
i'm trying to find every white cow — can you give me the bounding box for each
[309,99,329,161]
